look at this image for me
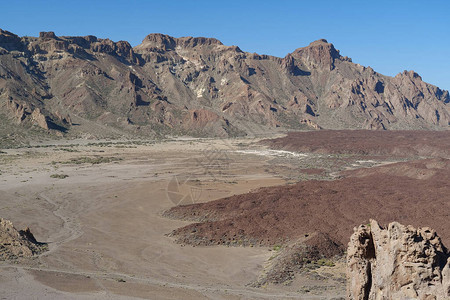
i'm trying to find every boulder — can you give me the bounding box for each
[30,108,49,130]
[0,218,48,260]
[347,219,450,300]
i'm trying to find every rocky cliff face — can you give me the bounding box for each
[0,29,448,139]
[0,218,48,260]
[347,220,450,300]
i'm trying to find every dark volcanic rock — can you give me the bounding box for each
[262,130,450,157]
[253,233,344,286]
[165,157,450,249]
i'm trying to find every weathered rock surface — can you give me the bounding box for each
[0,29,449,140]
[347,220,450,300]
[253,232,344,287]
[0,218,48,260]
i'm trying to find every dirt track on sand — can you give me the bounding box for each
[1,138,344,299]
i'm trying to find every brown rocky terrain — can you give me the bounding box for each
[1,133,448,298]
[165,157,450,248]
[163,134,450,291]
[0,138,350,299]
[0,218,48,260]
[262,130,450,158]
[252,232,344,287]
[0,29,449,144]
[347,220,450,300]
[164,130,450,289]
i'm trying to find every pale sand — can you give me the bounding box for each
[0,138,345,299]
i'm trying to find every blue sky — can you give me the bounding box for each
[2,0,449,90]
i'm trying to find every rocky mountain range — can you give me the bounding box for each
[0,29,448,141]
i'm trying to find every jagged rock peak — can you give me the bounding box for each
[396,69,422,80]
[62,35,98,48]
[177,36,223,48]
[309,38,330,45]
[306,39,340,57]
[347,219,450,300]
[0,28,23,52]
[39,31,57,39]
[292,38,342,71]
[141,33,223,50]
[142,33,176,50]
[0,28,19,38]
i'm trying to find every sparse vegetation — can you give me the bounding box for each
[57,148,79,152]
[316,258,335,267]
[225,181,238,184]
[273,244,282,251]
[61,156,122,165]
[50,174,69,179]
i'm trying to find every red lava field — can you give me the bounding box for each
[165,130,450,256]
[261,130,450,157]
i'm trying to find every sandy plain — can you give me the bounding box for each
[0,137,350,299]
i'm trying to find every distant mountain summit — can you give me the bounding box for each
[0,29,448,141]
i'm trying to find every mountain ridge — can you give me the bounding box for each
[0,29,448,143]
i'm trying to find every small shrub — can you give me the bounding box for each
[62,156,122,165]
[58,148,79,152]
[50,174,69,179]
[316,258,335,267]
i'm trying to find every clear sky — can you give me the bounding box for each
[2,0,449,90]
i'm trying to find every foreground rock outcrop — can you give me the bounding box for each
[347,220,450,300]
[0,218,48,260]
